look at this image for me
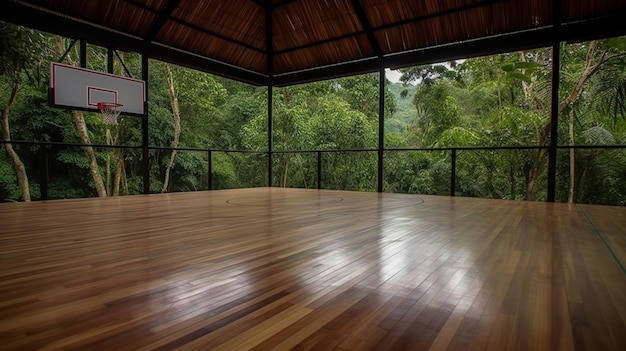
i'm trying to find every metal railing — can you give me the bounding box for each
[1,140,625,204]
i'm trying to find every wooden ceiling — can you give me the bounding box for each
[2,0,626,86]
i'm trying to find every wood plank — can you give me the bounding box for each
[1,188,625,350]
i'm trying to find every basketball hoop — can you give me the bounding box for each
[97,102,123,125]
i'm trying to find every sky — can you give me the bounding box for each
[385,68,402,83]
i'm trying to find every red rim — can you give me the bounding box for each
[96,102,123,110]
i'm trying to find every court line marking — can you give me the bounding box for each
[577,204,626,275]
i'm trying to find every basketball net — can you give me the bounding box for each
[97,102,123,125]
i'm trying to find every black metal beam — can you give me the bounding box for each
[373,0,507,34]
[166,16,266,54]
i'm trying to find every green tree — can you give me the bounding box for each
[0,22,53,201]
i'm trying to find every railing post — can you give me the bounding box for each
[141,54,150,194]
[41,145,49,200]
[208,150,212,190]
[317,151,322,189]
[450,149,457,197]
[377,68,385,192]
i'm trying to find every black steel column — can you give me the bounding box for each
[547,42,560,202]
[266,3,274,187]
[141,54,150,194]
[41,146,49,200]
[547,0,562,202]
[450,149,457,196]
[267,87,273,187]
[208,150,212,190]
[377,68,385,192]
[317,151,322,189]
[79,39,87,68]
[107,47,114,73]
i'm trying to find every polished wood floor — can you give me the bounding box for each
[1,188,625,350]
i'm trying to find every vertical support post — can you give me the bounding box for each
[265,3,274,188]
[41,146,49,200]
[317,151,322,189]
[208,150,212,190]
[267,87,273,187]
[450,149,457,196]
[79,39,87,68]
[377,68,385,192]
[547,0,562,202]
[107,47,114,73]
[141,54,150,194]
[547,44,561,202]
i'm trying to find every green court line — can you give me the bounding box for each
[577,204,626,275]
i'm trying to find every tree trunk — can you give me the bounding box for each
[526,41,620,200]
[113,150,123,196]
[72,110,108,197]
[520,51,533,99]
[55,36,107,197]
[162,64,181,193]
[281,156,290,187]
[525,148,547,201]
[113,127,125,196]
[509,162,516,199]
[1,75,31,201]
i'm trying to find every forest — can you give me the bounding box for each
[1,22,625,205]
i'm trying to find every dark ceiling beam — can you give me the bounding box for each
[271,0,297,9]
[249,0,296,8]
[0,1,269,85]
[141,0,266,53]
[124,0,161,14]
[373,0,507,33]
[266,0,274,77]
[273,12,626,86]
[144,0,182,42]
[167,16,266,53]
[274,30,367,56]
[349,0,382,57]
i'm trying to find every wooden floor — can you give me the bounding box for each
[1,188,625,351]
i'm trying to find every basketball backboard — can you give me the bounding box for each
[49,62,145,116]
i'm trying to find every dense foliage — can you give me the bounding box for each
[1,22,625,205]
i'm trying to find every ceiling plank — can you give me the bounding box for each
[144,0,183,42]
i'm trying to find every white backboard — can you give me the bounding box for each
[50,62,145,115]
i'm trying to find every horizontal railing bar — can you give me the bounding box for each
[2,140,624,153]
